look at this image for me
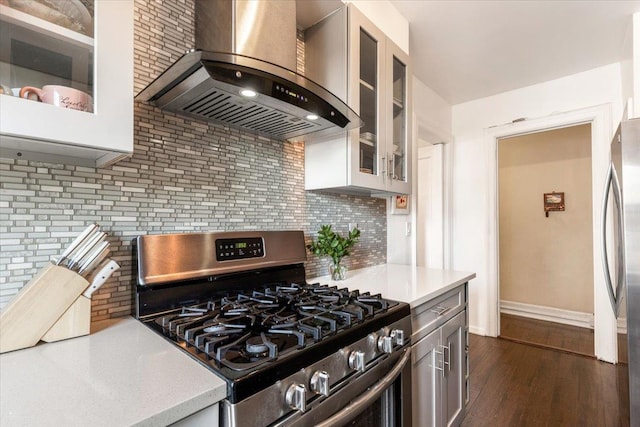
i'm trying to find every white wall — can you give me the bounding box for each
[345,0,409,53]
[347,1,452,265]
[413,81,453,144]
[451,63,624,336]
[387,77,452,264]
[338,0,413,264]
[621,15,634,117]
[620,12,640,119]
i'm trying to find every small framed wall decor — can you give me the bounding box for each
[544,192,565,217]
[391,194,409,215]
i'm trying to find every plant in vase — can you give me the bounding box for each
[307,225,361,281]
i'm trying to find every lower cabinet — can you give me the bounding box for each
[412,286,468,427]
[413,327,440,425]
[171,403,219,427]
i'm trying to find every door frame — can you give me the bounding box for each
[412,113,454,269]
[417,144,445,268]
[484,104,618,363]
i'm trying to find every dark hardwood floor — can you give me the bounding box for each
[499,314,595,357]
[461,334,629,427]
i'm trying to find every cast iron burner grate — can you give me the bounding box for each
[150,282,397,371]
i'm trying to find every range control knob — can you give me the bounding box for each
[285,384,307,412]
[391,329,405,346]
[310,370,330,396]
[348,350,366,372]
[378,335,393,354]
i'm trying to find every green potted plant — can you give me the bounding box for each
[307,225,361,281]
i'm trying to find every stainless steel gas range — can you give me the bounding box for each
[134,230,412,427]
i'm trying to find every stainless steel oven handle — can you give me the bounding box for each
[315,348,411,427]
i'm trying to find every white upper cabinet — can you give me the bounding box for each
[304,4,412,196]
[0,1,133,167]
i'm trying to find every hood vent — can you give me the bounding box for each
[136,0,360,141]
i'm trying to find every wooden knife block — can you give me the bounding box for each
[0,262,91,353]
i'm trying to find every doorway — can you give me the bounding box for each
[417,144,445,268]
[496,124,595,356]
[483,104,618,363]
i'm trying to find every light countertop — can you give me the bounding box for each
[309,263,475,309]
[0,317,227,427]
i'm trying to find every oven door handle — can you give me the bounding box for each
[315,348,411,427]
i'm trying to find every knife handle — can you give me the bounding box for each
[56,223,98,266]
[83,260,120,298]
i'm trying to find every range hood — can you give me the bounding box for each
[136,0,360,142]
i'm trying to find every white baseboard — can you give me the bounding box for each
[500,300,594,329]
[468,325,487,336]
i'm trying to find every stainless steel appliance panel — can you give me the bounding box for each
[195,0,297,72]
[604,117,640,424]
[222,315,412,427]
[136,230,306,285]
[136,1,361,142]
[619,118,640,424]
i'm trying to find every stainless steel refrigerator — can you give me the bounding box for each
[602,116,640,424]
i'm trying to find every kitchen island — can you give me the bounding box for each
[0,264,473,426]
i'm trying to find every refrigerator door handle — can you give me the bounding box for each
[601,162,619,317]
[611,163,626,317]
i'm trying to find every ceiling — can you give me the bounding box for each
[392,1,640,104]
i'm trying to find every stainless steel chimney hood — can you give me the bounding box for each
[135,0,360,142]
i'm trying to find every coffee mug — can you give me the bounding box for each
[19,85,93,112]
[8,88,38,100]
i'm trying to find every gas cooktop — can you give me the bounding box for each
[135,231,411,406]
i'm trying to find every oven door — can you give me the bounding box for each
[280,346,411,427]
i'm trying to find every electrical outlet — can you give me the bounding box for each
[349,223,358,232]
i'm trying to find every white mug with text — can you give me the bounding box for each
[19,85,93,112]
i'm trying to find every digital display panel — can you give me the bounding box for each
[216,237,263,261]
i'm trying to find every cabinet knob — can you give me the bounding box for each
[348,350,366,372]
[285,384,307,412]
[310,370,330,396]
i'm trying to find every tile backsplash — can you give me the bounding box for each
[0,0,386,320]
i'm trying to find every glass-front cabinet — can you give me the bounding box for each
[304,4,411,196]
[357,29,379,178]
[390,53,408,185]
[0,1,133,167]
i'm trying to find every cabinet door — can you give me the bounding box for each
[347,6,386,191]
[385,40,411,194]
[0,0,133,166]
[441,311,466,427]
[412,328,442,427]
